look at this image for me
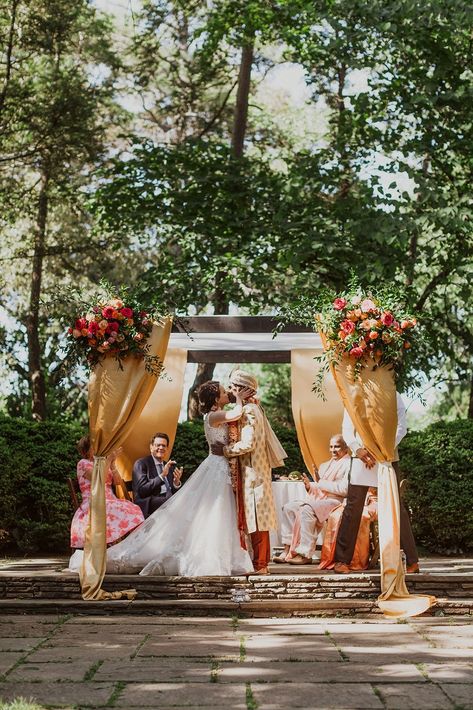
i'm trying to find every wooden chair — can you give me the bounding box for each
[67,473,133,510]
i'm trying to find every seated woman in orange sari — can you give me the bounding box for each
[319,489,378,571]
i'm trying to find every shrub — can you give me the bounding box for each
[399,418,473,554]
[0,414,82,554]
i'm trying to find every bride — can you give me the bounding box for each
[70,380,254,577]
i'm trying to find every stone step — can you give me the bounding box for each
[0,597,471,617]
[1,570,472,601]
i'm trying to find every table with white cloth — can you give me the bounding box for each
[270,481,307,549]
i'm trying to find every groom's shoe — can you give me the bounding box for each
[253,566,269,575]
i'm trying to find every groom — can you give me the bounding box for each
[211,370,287,575]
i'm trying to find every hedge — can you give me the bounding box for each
[1,413,471,555]
[399,418,473,554]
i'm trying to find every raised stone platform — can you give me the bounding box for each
[1,556,472,616]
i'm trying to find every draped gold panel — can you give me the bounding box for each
[329,352,435,618]
[117,348,188,480]
[81,318,172,601]
[291,349,344,470]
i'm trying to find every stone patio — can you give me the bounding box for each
[0,613,472,709]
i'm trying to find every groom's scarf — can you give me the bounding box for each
[228,419,247,550]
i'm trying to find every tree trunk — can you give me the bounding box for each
[26,165,49,420]
[187,287,230,420]
[468,376,473,419]
[0,0,19,115]
[187,35,254,420]
[231,39,254,158]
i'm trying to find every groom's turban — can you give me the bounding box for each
[229,369,258,391]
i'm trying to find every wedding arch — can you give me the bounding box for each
[83,314,434,618]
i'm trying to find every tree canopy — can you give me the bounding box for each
[0,0,471,421]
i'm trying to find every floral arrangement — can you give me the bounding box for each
[66,294,163,375]
[316,286,419,380]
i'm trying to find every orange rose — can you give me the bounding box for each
[369,331,379,340]
[404,341,411,349]
[338,330,346,340]
[400,320,410,329]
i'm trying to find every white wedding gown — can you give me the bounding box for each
[68,416,253,577]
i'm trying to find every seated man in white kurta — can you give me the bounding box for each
[273,435,351,564]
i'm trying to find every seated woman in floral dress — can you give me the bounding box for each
[70,435,144,549]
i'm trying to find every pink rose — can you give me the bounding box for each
[120,307,133,318]
[102,306,115,319]
[341,319,355,334]
[88,321,99,335]
[72,328,81,338]
[333,298,347,311]
[361,298,377,313]
[106,321,119,333]
[381,312,394,326]
[349,346,364,359]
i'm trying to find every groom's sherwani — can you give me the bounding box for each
[224,403,277,535]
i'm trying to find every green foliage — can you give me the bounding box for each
[399,419,473,553]
[0,414,82,554]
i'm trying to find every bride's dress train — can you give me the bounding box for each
[69,416,253,576]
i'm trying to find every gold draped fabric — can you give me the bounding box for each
[116,348,188,481]
[291,349,344,469]
[322,339,435,618]
[80,318,172,601]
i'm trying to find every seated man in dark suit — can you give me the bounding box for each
[132,432,183,518]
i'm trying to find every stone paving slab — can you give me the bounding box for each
[218,661,426,684]
[137,636,240,659]
[95,658,212,682]
[0,620,59,637]
[66,615,232,627]
[422,662,473,683]
[0,651,24,675]
[375,683,454,709]
[28,644,140,662]
[7,658,96,682]
[243,635,341,662]
[340,648,473,664]
[114,681,247,707]
[440,683,473,708]
[0,680,115,706]
[0,636,47,652]
[251,682,383,709]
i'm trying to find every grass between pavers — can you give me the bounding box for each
[210,660,220,683]
[324,629,349,661]
[83,660,103,682]
[0,699,45,710]
[371,684,386,707]
[245,683,258,710]
[106,680,126,708]
[129,633,150,660]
